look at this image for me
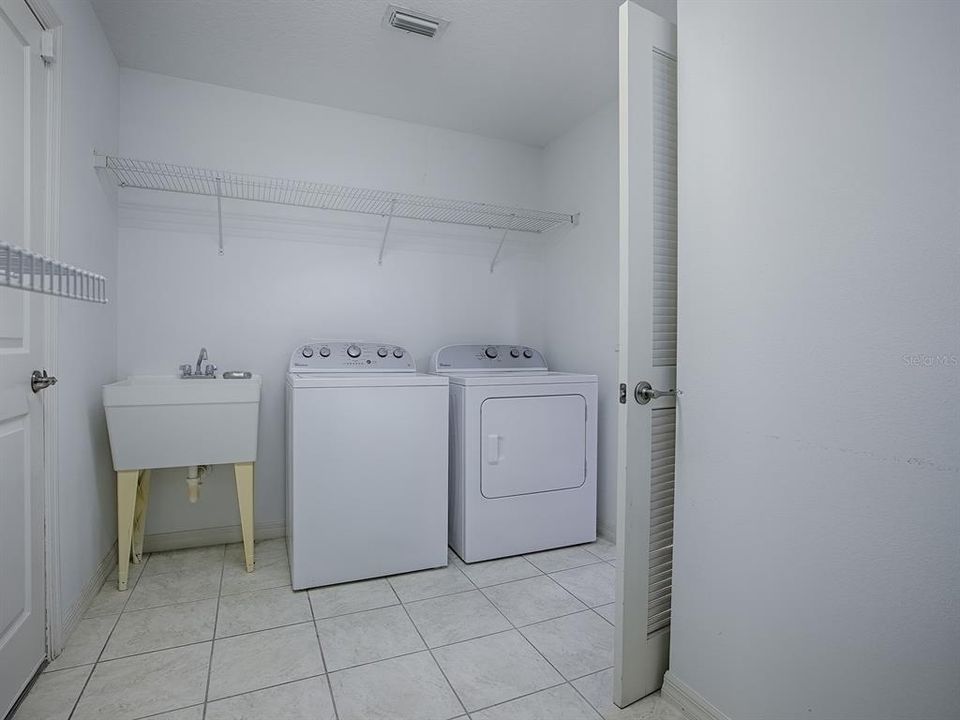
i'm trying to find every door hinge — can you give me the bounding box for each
[41,30,55,65]
[619,383,627,404]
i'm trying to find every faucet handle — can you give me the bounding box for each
[205,364,217,377]
[179,364,192,377]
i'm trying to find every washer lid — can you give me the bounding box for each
[287,372,448,388]
[290,341,415,373]
[430,344,547,373]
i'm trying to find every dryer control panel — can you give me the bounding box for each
[290,341,416,372]
[430,344,547,372]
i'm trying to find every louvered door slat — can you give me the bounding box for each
[652,50,678,369]
[648,404,676,636]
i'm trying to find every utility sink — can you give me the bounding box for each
[103,375,261,471]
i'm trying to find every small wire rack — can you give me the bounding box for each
[1,242,108,303]
[96,155,577,234]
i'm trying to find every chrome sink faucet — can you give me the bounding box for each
[180,347,217,378]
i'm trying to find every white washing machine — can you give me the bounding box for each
[286,341,449,590]
[430,344,598,563]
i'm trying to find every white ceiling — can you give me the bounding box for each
[91,0,672,148]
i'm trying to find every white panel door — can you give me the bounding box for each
[614,0,678,707]
[0,0,48,714]
[481,395,586,498]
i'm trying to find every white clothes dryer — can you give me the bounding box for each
[430,344,597,563]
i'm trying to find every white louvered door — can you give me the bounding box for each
[614,0,677,707]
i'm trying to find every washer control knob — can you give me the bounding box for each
[510,348,520,358]
[301,346,314,358]
[523,349,533,359]
[484,346,499,359]
[393,348,404,359]
[377,347,388,358]
[319,346,331,358]
[347,345,362,358]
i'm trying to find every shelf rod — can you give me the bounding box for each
[216,177,224,256]
[490,225,512,274]
[378,199,397,266]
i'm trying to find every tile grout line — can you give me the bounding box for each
[307,591,341,720]
[465,553,612,716]
[131,701,204,720]
[536,555,618,716]
[65,551,151,720]
[564,665,611,720]
[200,544,227,720]
[56,616,316,670]
[450,555,585,716]
[391,579,470,719]
[53,542,613,720]
[537,547,616,718]
[590,605,614,626]
[108,570,290,617]
[193,671,329,709]
[542,562,612,611]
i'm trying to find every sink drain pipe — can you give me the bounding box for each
[186,465,209,503]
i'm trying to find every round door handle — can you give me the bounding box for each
[634,381,680,405]
[31,369,58,393]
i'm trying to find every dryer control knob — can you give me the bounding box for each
[347,345,362,358]
[377,347,388,358]
[523,349,533,358]
[485,346,499,359]
[393,348,404,359]
[301,346,314,358]
[510,348,520,358]
[319,346,331,358]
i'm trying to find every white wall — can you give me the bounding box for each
[116,70,547,541]
[51,0,119,627]
[671,1,960,718]
[542,101,619,537]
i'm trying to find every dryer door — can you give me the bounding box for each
[480,394,587,498]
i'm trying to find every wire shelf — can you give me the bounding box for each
[96,154,577,234]
[1,242,108,303]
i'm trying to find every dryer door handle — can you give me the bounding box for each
[486,434,502,464]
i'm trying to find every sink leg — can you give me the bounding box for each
[131,469,151,564]
[234,462,255,572]
[117,470,140,591]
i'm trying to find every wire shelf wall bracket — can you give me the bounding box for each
[378,199,397,266]
[490,227,511,274]
[1,242,108,304]
[95,153,579,265]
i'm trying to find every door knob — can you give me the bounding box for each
[31,369,58,393]
[634,381,680,405]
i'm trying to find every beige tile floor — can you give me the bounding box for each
[13,538,684,720]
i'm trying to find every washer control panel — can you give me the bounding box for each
[290,341,415,372]
[429,344,547,372]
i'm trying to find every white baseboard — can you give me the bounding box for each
[142,521,285,553]
[57,543,117,658]
[662,671,731,720]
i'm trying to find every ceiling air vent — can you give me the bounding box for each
[383,5,449,39]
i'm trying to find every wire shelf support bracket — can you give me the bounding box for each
[490,227,511,274]
[95,153,579,265]
[215,176,224,256]
[378,198,397,266]
[1,242,108,303]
